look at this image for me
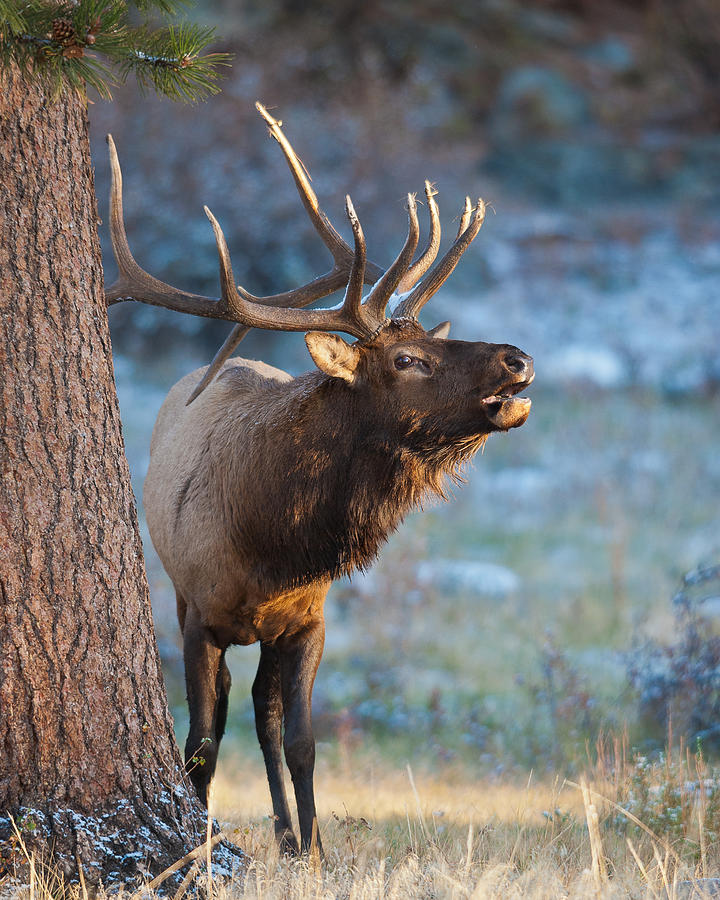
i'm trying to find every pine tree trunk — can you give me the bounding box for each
[0,66,241,888]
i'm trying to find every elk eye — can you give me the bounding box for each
[394,354,415,370]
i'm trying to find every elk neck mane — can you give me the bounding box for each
[212,366,487,591]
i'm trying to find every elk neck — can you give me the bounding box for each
[217,368,483,592]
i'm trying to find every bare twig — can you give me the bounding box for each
[141,833,225,893]
[580,778,608,893]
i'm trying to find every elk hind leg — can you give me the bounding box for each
[252,642,299,854]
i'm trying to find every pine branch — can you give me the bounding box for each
[0,0,26,33]
[0,0,232,102]
[118,24,230,101]
[132,0,191,14]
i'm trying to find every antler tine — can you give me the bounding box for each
[392,198,486,320]
[204,205,374,339]
[256,102,384,285]
[105,135,220,315]
[186,324,250,406]
[456,196,472,239]
[363,193,420,322]
[343,195,367,324]
[395,181,440,294]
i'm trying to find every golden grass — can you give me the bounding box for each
[206,758,717,898]
[213,756,579,832]
[5,760,720,899]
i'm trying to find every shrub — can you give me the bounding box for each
[628,565,720,750]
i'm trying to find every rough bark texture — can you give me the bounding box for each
[0,66,241,887]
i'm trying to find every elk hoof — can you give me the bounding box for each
[278,829,300,856]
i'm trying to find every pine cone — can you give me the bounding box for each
[51,18,76,46]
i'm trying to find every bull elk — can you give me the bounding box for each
[105,103,534,856]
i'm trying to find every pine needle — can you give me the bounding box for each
[0,0,231,103]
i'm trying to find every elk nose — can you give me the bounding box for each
[501,351,533,380]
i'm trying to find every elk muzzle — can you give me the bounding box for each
[482,350,534,430]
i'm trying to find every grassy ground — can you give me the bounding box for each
[9,751,720,898]
[206,753,720,899]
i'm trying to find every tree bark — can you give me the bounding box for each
[0,66,241,888]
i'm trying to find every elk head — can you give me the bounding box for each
[305,320,532,441]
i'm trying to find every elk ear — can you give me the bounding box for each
[305,332,361,382]
[427,320,451,339]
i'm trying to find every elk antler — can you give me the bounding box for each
[104,103,487,402]
[105,110,385,314]
[395,181,440,295]
[391,197,485,320]
[105,103,388,401]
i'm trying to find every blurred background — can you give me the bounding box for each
[93,0,720,792]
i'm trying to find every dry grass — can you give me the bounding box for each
[213,757,572,834]
[6,756,720,900]
[209,759,718,898]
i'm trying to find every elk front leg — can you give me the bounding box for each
[279,618,325,856]
[252,642,299,854]
[182,602,226,805]
[214,656,232,745]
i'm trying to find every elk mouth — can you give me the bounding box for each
[481,377,534,430]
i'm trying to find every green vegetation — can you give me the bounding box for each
[0,0,230,100]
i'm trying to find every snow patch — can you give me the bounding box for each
[417,559,521,598]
